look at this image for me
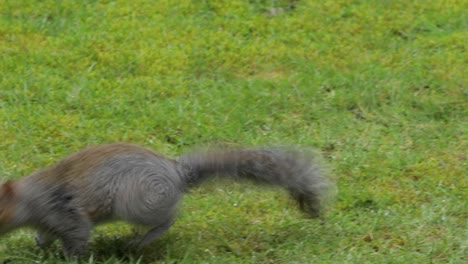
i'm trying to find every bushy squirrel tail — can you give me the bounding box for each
[177,147,335,217]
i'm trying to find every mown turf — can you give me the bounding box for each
[0,0,466,263]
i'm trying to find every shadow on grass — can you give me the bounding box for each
[88,233,180,263]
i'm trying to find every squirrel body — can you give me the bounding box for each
[0,143,334,258]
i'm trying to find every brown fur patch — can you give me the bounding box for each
[0,182,17,227]
[2,181,14,195]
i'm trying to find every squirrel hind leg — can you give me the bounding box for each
[127,218,175,250]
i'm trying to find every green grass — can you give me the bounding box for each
[0,0,466,263]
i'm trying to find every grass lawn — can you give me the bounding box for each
[0,0,466,263]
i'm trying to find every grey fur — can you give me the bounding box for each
[178,147,334,217]
[1,143,335,259]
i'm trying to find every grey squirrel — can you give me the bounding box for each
[0,143,334,258]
